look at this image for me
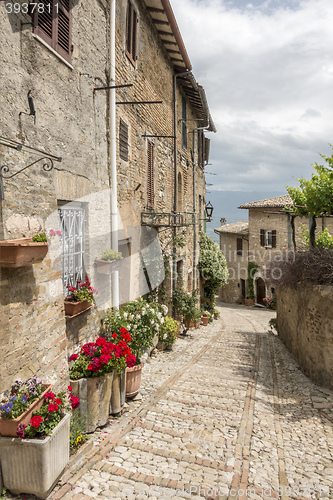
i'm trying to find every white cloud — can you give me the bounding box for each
[171,0,333,193]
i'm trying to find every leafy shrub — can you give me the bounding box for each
[199,233,228,311]
[100,249,123,261]
[158,316,179,347]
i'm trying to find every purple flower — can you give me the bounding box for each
[16,424,27,439]
[21,395,27,404]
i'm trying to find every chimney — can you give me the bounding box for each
[220,218,226,226]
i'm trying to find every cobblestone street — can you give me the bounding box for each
[6,303,333,500]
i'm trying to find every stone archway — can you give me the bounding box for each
[256,277,266,305]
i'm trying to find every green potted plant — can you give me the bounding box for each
[0,377,52,437]
[0,387,79,498]
[0,230,49,268]
[69,334,135,430]
[157,316,179,350]
[173,288,201,328]
[101,298,168,397]
[96,249,123,274]
[213,309,220,320]
[201,310,211,326]
[64,275,98,317]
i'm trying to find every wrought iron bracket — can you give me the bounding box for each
[0,157,54,200]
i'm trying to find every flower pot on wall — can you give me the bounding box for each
[96,258,123,274]
[125,363,143,398]
[0,384,52,437]
[110,369,126,415]
[70,373,113,433]
[64,300,92,317]
[0,413,70,499]
[0,238,48,268]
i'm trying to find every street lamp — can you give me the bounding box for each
[205,201,214,221]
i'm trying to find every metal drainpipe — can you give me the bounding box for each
[172,70,192,299]
[110,0,119,308]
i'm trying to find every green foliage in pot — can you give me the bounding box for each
[100,249,123,261]
[158,317,179,347]
[32,232,47,243]
[213,309,220,319]
[199,233,228,312]
[247,262,258,300]
[173,287,201,322]
[101,298,168,363]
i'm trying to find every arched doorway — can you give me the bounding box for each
[256,278,266,305]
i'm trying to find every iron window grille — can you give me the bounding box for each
[58,205,85,297]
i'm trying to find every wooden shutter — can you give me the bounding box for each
[204,137,210,164]
[56,0,71,61]
[182,95,187,150]
[237,238,243,256]
[272,230,277,248]
[147,140,154,208]
[33,0,53,46]
[126,1,137,66]
[260,229,265,246]
[33,0,71,63]
[119,119,129,161]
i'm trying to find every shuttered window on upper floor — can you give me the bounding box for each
[119,119,129,161]
[32,0,72,63]
[147,140,154,208]
[260,229,277,248]
[126,0,138,67]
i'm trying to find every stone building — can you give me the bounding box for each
[0,0,215,392]
[216,194,333,304]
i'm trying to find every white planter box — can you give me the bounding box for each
[0,412,70,499]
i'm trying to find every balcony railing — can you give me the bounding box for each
[141,212,196,227]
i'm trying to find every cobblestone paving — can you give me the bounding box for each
[4,303,333,500]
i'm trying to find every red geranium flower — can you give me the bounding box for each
[30,415,43,428]
[47,403,59,412]
[45,392,55,400]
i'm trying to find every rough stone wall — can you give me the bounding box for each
[277,285,333,390]
[0,0,110,392]
[219,233,249,303]
[114,0,205,294]
[0,0,207,391]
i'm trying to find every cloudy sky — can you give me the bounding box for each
[172,0,333,195]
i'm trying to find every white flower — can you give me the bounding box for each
[162,305,168,315]
[126,325,131,331]
[123,312,128,319]
[151,319,154,325]
[163,333,167,340]
[129,314,134,321]
[142,308,146,315]
[160,317,164,324]
[133,324,137,329]
[157,312,162,320]
[136,314,141,320]
[155,324,160,332]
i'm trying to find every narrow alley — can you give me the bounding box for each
[10,303,333,500]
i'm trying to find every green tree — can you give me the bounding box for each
[199,233,228,311]
[286,149,333,250]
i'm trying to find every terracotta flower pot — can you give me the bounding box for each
[125,363,143,398]
[0,384,52,437]
[95,258,123,274]
[64,300,92,317]
[0,412,70,498]
[201,316,209,326]
[245,298,254,306]
[0,238,48,268]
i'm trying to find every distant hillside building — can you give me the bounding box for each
[215,194,333,304]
